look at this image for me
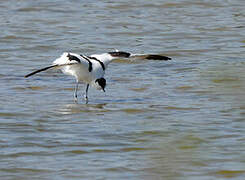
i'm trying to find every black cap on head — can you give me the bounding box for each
[95,78,106,92]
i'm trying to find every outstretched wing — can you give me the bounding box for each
[129,53,171,60]
[90,51,171,67]
[25,64,58,78]
[25,52,91,78]
[24,63,78,78]
[107,51,171,60]
[25,51,172,78]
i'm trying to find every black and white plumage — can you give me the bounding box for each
[25,51,171,103]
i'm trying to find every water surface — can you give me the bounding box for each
[1,0,245,179]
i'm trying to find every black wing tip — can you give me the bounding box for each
[24,72,36,78]
[108,51,131,58]
[24,65,58,78]
[145,55,171,61]
[108,51,171,60]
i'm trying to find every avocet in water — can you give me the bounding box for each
[25,51,171,103]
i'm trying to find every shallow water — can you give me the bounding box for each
[1,0,245,179]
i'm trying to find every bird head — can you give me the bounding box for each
[95,78,106,92]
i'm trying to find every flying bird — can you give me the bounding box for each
[25,51,171,103]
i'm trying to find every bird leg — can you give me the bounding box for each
[84,84,89,104]
[74,81,79,102]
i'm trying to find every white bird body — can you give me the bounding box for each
[53,52,105,87]
[25,50,171,103]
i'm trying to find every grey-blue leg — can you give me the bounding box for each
[84,84,89,104]
[74,81,79,102]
